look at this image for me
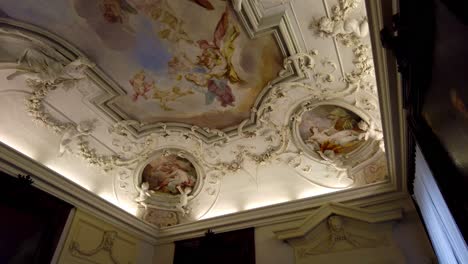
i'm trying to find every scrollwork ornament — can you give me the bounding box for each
[5,47,161,172]
[69,230,123,264]
[279,52,316,78]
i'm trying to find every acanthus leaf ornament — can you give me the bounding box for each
[311,0,368,46]
[279,52,316,78]
[6,47,159,172]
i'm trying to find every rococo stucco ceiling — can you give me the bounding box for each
[0,0,388,228]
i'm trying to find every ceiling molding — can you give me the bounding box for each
[0,142,158,245]
[365,0,408,193]
[0,139,407,245]
[152,191,408,245]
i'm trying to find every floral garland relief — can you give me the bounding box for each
[6,48,157,172]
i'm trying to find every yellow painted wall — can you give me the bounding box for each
[57,209,139,264]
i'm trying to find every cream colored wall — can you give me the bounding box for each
[255,222,296,264]
[392,210,436,263]
[56,209,154,264]
[55,199,432,264]
[255,199,436,264]
[137,240,156,264]
[153,243,175,264]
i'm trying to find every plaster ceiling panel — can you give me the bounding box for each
[333,0,373,75]
[0,71,115,200]
[291,0,341,56]
[0,0,389,229]
[210,164,335,211]
[293,0,375,91]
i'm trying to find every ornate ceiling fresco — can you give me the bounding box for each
[0,0,388,228]
[1,0,288,137]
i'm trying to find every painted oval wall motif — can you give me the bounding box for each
[298,105,367,158]
[141,154,197,195]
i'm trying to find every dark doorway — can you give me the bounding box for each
[0,172,73,264]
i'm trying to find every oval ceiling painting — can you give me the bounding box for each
[298,105,367,158]
[142,153,197,195]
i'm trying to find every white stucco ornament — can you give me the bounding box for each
[59,120,96,156]
[7,48,94,84]
[175,185,194,216]
[135,182,152,204]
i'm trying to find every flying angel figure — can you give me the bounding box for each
[129,70,154,102]
[100,0,138,24]
[184,8,242,107]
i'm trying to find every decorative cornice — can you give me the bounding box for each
[364,0,408,192]
[0,142,158,244]
[0,139,408,245]
[69,230,123,264]
[273,202,402,241]
[153,191,408,245]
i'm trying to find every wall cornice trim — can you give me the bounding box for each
[0,141,407,245]
[273,202,403,241]
[0,142,158,244]
[365,0,408,193]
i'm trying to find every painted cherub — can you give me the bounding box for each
[99,0,137,29]
[129,70,154,101]
[153,86,194,111]
[184,8,241,107]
